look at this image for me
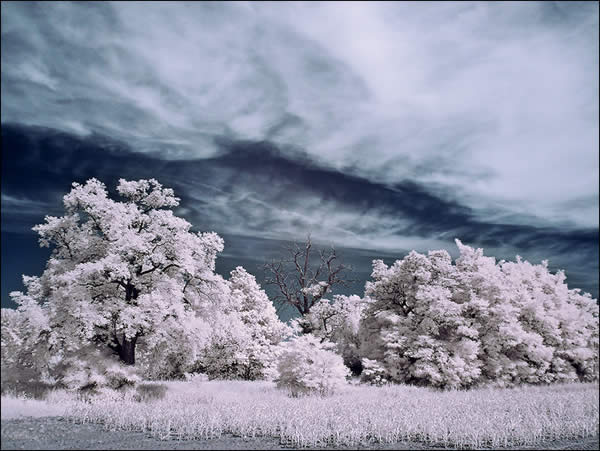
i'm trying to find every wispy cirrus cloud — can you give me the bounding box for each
[2,1,598,229]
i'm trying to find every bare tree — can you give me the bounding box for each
[263,235,352,323]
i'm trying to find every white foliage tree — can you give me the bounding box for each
[8,178,224,375]
[359,248,482,388]
[2,285,55,389]
[459,242,599,385]
[1,309,21,372]
[359,240,599,388]
[135,314,211,381]
[198,308,252,380]
[1,300,135,393]
[302,295,366,375]
[228,266,291,379]
[135,270,233,380]
[198,267,291,380]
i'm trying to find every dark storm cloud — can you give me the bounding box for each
[2,125,597,308]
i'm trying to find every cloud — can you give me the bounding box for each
[1,3,598,306]
[1,1,598,230]
[2,124,597,303]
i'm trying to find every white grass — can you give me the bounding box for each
[63,380,599,448]
[1,391,77,420]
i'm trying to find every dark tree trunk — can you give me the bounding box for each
[115,281,140,365]
[118,334,137,365]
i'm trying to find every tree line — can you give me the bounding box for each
[1,178,598,394]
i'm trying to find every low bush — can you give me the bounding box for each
[0,380,54,400]
[134,383,168,402]
[103,364,141,390]
[275,335,349,397]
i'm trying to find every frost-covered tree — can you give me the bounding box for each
[302,295,366,375]
[359,240,599,388]
[276,334,349,396]
[9,178,224,368]
[1,307,37,390]
[1,299,129,394]
[135,313,211,381]
[133,270,230,380]
[197,309,252,380]
[0,309,21,372]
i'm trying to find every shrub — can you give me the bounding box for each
[103,364,141,390]
[134,383,168,402]
[0,380,54,400]
[275,335,349,396]
[360,358,390,386]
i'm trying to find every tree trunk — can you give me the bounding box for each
[117,281,140,365]
[118,334,137,365]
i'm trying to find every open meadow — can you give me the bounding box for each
[2,380,598,450]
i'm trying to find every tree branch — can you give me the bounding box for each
[263,235,352,316]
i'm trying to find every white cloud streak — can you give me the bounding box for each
[1,1,598,229]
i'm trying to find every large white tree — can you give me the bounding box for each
[358,240,599,388]
[358,248,482,388]
[457,242,599,385]
[228,266,291,379]
[9,178,224,368]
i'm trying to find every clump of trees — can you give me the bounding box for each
[357,240,599,388]
[1,177,598,394]
[196,267,291,381]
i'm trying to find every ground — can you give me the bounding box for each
[1,381,598,449]
[1,418,598,451]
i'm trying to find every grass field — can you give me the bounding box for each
[1,394,69,420]
[4,380,589,449]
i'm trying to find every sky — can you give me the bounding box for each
[1,1,598,314]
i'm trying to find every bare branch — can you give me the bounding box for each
[262,234,352,316]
